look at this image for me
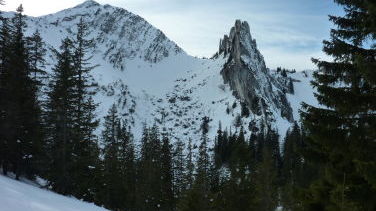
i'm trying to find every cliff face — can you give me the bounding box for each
[218,20,293,123]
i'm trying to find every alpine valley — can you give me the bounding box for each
[2,0,375,210]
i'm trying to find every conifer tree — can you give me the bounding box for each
[27,30,47,88]
[99,105,136,210]
[160,135,174,211]
[137,124,163,210]
[253,146,279,211]
[196,128,210,192]
[249,131,257,172]
[45,38,76,194]
[252,129,279,211]
[214,128,254,211]
[208,153,220,194]
[214,123,230,167]
[2,5,43,179]
[301,1,376,210]
[46,30,99,198]
[254,128,265,164]
[26,29,48,176]
[71,17,97,132]
[118,120,136,211]
[0,15,12,175]
[173,139,186,202]
[265,128,282,174]
[184,138,195,190]
[194,130,213,209]
[179,126,213,211]
[280,123,304,210]
[69,17,100,201]
[101,105,123,210]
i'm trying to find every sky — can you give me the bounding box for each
[1,0,343,70]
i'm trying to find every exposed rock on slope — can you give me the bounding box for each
[39,0,183,70]
[217,20,294,123]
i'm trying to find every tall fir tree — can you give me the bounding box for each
[0,5,43,179]
[45,37,76,194]
[280,123,305,210]
[252,129,279,211]
[196,129,210,192]
[186,128,213,210]
[249,131,258,173]
[0,15,12,175]
[101,105,123,210]
[160,134,174,211]
[137,124,163,210]
[118,119,136,210]
[26,29,48,177]
[253,147,279,211]
[178,126,214,211]
[172,139,186,203]
[301,1,376,210]
[69,17,100,201]
[27,29,47,88]
[225,127,253,210]
[46,18,100,199]
[184,138,195,190]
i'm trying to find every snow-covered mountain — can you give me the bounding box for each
[1,0,318,144]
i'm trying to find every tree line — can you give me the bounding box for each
[0,1,375,211]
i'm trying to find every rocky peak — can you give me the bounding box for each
[219,21,248,54]
[75,0,100,9]
[218,20,267,73]
[218,20,294,123]
[38,0,183,68]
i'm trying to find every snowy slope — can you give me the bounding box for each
[286,70,319,121]
[0,0,318,144]
[0,175,108,211]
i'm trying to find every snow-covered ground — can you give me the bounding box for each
[0,175,108,211]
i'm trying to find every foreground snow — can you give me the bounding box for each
[0,175,108,211]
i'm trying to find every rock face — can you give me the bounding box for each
[217,20,293,123]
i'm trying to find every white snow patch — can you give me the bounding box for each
[0,175,108,211]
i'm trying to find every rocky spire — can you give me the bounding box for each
[218,20,294,123]
[218,20,266,73]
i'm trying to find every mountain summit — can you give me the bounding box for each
[217,20,294,123]
[75,0,101,8]
[38,0,183,69]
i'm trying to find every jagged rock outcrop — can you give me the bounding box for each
[217,20,293,122]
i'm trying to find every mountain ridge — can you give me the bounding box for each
[0,1,317,144]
